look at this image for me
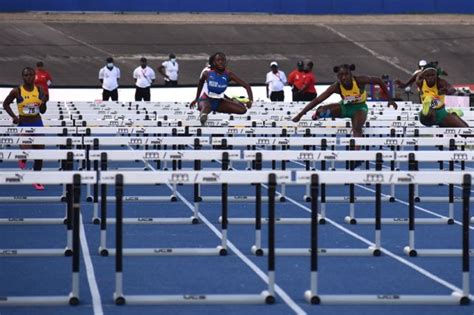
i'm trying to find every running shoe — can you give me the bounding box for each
[33,183,45,191]
[447,108,464,117]
[18,160,27,170]
[199,112,208,126]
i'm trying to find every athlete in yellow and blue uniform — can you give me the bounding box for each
[416,64,468,127]
[3,67,48,190]
[190,52,253,125]
[292,64,397,137]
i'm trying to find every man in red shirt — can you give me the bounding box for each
[299,61,317,101]
[287,60,306,101]
[34,61,52,95]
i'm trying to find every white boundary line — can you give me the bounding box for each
[320,24,412,75]
[80,214,104,315]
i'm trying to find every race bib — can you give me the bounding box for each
[22,104,40,115]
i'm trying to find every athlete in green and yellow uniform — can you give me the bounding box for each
[416,64,468,127]
[3,67,48,190]
[292,64,397,137]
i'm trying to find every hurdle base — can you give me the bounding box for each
[0,248,70,257]
[0,295,73,306]
[304,290,320,304]
[102,217,198,225]
[106,246,227,256]
[223,217,311,225]
[403,246,418,257]
[0,218,66,225]
[254,247,378,256]
[120,290,272,305]
[350,217,451,225]
[200,196,284,203]
[404,246,474,257]
[306,292,466,305]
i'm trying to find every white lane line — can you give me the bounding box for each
[168,184,306,315]
[281,192,468,296]
[80,214,104,315]
[320,24,412,75]
[129,145,306,315]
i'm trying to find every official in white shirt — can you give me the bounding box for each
[133,57,156,101]
[266,61,287,102]
[158,53,179,86]
[98,56,120,101]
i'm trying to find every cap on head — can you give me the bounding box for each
[418,60,427,67]
[270,61,278,68]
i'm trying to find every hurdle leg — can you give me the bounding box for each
[219,183,228,256]
[99,181,108,256]
[304,174,320,304]
[266,174,277,303]
[403,183,417,257]
[69,175,81,305]
[114,175,125,305]
[251,183,263,255]
[461,174,471,304]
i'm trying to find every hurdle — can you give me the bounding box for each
[98,170,290,258]
[88,150,240,237]
[299,171,471,305]
[99,172,287,305]
[92,148,232,255]
[0,172,91,306]
[252,163,383,257]
[0,150,84,227]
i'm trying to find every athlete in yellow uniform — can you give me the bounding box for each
[3,67,48,190]
[292,63,397,138]
[416,64,468,127]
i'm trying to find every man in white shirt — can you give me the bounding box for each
[98,57,120,101]
[266,61,287,102]
[158,53,179,86]
[133,57,155,101]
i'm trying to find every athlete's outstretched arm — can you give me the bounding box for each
[395,73,417,89]
[291,84,337,122]
[229,72,253,108]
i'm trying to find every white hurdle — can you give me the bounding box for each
[99,171,291,305]
[297,171,471,305]
[0,172,94,306]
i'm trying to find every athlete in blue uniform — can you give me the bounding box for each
[190,52,253,125]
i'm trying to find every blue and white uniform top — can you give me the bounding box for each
[206,70,230,99]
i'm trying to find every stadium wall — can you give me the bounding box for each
[2,0,474,14]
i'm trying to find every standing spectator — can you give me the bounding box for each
[158,53,179,86]
[133,57,155,101]
[287,60,306,101]
[99,57,120,101]
[34,61,52,96]
[265,61,287,102]
[298,61,317,101]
